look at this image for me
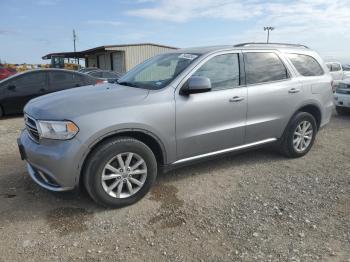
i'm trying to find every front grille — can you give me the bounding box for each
[336,88,350,95]
[25,115,40,142]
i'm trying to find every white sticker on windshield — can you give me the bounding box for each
[178,54,198,60]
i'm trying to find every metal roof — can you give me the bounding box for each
[42,43,178,59]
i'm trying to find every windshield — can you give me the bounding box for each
[118,53,199,89]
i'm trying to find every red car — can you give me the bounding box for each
[0,66,17,80]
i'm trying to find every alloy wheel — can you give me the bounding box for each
[293,120,313,153]
[101,152,147,198]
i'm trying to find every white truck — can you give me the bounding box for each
[326,62,350,81]
[334,78,350,115]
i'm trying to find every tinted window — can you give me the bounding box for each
[11,72,46,93]
[331,63,341,71]
[244,53,288,85]
[89,71,103,78]
[50,71,79,90]
[102,71,119,78]
[15,72,46,86]
[193,54,240,90]
[287,54,324,76]
[6,72,46,93]
[343,65,350,71]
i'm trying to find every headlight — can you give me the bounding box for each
[37,120,79,140]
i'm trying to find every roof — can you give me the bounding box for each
[175,43,312,55]
[42,43,178,59]
[0,68,87,83]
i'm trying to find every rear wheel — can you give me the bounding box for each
[280,112,317,158]
[0,106,3,118]
[83,137,157,208]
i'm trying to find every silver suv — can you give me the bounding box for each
[18,43,334,207]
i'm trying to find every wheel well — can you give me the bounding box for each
[79,131,166,188]
[82,130,165,168]
[298,105,321,129]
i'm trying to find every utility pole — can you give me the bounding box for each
[73,29,79,65]
[264,26,274,43]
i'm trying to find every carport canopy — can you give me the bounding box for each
[42,52,86,60]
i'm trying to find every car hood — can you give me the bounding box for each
[24,83,150,120]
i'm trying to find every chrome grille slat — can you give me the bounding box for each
[24,114,40,142]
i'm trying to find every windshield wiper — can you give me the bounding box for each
[117,81,138,87]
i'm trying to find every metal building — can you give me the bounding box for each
[42,43,178,73]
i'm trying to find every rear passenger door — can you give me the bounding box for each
[243,51,303,143]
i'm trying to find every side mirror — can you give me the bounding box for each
[181,76,211,95]
[7,85,16,91]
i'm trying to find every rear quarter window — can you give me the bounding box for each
[287,54,324,76]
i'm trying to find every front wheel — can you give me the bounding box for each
[280,112,317,158]
[83,137,157,208]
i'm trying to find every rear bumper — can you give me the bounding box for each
[18,129,88,191]
[320,100,334,128]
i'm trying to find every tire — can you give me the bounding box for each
[280,112,317,158]
[0,106,3,118]
[83,137,157,208]
[336,106,348,116]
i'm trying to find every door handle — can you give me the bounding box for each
[7,85,16,91]
[229,96,245,102]
[288,88,301,94]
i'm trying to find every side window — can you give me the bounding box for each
[89,71,103,78]
[343,65,350,71]
[82,75,96,85]
[193,53,240,90]
[50,71,76,90]
[287,54,324,76]
[244,52,289,85]
[331,63,341,72]
[13,72,46,91]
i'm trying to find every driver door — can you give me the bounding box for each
[175,52,247,160]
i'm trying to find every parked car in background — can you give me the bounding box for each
[334,78,350,115]
[0,69,100,117]
[326,62,350,81]
[86,70,122,83]
[78,67,101,74]
[0,65,17,80]
[18,43,334,208]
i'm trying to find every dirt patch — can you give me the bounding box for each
[46,207,93,236]
[148,183,186,229]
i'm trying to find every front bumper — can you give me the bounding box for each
[334,93,350,108]
[18,129,88,192]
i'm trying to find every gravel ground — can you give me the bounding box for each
[0,114,349,262]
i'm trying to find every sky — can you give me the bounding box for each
[1,0,350,64]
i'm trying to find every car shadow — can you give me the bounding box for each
[0,146,284,217]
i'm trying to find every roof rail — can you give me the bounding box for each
[234,42,309,49]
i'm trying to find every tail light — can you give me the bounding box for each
[95,79,105,85]
[331,81,336,93]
